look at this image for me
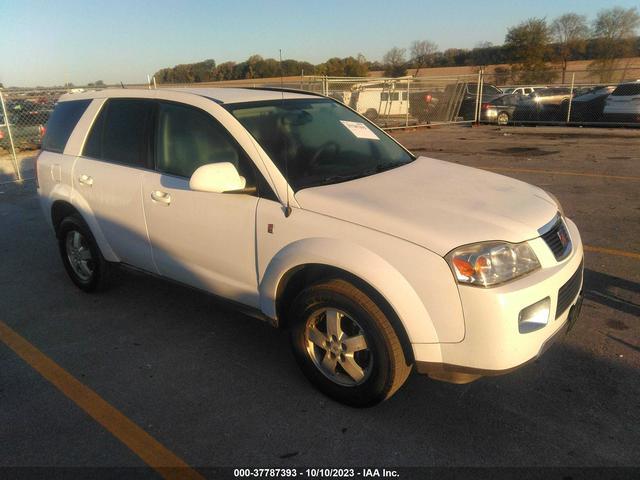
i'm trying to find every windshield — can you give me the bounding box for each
[225,98,414,190]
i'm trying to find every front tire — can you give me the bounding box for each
[289,279,411,407]
[57,214,111,292]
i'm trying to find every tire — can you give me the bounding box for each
[363,108,379,121]
[57,214,111,292]
[497,111,510,126]
[289,278,412,407]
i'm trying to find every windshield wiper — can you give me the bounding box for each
[314,161,413,187]
[374,160,412,173]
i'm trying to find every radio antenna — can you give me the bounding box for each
[280,49,292,218]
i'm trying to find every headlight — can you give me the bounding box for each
[545,191,564,216]
[446,241,541,287]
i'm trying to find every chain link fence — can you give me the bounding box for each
[479,67,640,127]
[2,67,639,183]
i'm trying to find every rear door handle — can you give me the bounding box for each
[78,174,93,186]
[151,190,171,205]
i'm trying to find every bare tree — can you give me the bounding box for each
[551,13,589,83]
[383,47,407,77]
[589,7,640,82]
[410,40,438,76]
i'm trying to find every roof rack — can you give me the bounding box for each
[243,86,327,99]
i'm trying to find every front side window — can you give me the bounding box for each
[83,98,153,168]
[155,101,253,183]
[42,99,91,153]
[226,99,414,190]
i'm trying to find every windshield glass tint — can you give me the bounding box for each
[226,99,413,190]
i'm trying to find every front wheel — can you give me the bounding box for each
[289,279,411,407]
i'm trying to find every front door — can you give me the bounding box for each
[142,100,260,306]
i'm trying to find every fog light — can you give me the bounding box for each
[518,297,550,333]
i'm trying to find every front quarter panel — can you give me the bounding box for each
[257,199,465,345]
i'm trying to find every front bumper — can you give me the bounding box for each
[414,218,584,381]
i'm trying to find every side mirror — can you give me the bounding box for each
[189,162,246,193]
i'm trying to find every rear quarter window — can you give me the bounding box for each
[41,100,91,153]
[83,98,154,168]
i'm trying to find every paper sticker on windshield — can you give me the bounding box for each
[340,121,379,140]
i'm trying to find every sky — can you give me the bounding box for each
[1,0,638,87]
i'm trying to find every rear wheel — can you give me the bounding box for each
[289,279,411,407]
[497,111,510,125]
[57,215,111,292]
[363,108,379,120]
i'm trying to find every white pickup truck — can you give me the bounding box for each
[37,87,584,406]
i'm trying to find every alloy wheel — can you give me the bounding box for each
[65,230,94,281]
[304,307,373,386]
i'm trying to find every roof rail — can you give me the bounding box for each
[243,86,327,98]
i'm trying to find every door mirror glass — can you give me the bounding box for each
[189,162,246,193]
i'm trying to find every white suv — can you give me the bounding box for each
[603,81,640,123]
[37,87,584,406]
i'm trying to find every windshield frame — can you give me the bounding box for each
[223,96,416,191]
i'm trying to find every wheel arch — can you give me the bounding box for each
[274,263,415,364]
[50,199,119,262]
[260,237,442,358]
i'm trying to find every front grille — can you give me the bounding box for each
[541,218,572,261]
[556,260,583,319]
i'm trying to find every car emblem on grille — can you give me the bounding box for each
[557,227,569,248]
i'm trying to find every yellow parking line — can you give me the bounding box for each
[484,167,640,181]
[584,245,640,260]
[0,320,204,480]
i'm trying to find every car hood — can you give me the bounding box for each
[295,157,558,256]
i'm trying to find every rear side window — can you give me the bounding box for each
[612,84,640,96]
[83,98,154,168]
[41,100,91,153]
[155,101,253,182]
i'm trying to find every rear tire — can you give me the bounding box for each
[363,108,379,121]
[289,279,411,407]
[497,111,510,125]
[57,214,111,292]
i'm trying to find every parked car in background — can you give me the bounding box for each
[458,83,503,120]
[561,86,615,123]
[37,87,583,406]
[480,94,519,125]
[332,83,409,120]
[0,99,51,151]
[501,86,544,97]
[603,81,640,123]
[513,87,573,122]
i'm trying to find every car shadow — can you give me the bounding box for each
[584,268,640,317]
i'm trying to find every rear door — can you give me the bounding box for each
[141,100,260,306]
[73,98,156,272]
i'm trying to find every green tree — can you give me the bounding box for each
[212,61,236,81]
[551,13,589,83]
[505,18,557,83]
[589,7,640,82]
[383,47,407,77]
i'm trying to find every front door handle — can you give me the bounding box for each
[78,174,93,187]
[150,190,171,206]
